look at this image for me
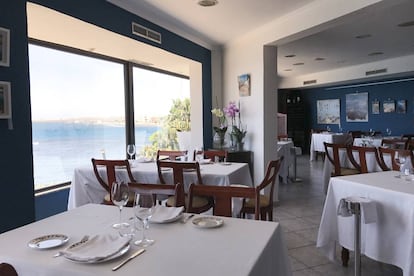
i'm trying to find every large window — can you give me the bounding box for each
[29,44,191,190]
[29,44,125,190]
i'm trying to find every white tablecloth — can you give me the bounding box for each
[277,141,294,184]
[317,171,414,276]
[0,204,292,276]
[68,162,252,210]
[310,133,352,161]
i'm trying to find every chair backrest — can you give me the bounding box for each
[255,158,283,203]
[193,149,228,162]
[324,142,360,176]
[381,138,408,149]
[348,130,363,139]
[401,134,414,141]
[188,184,258,219]
[407,140,414,151]
[348,145,381,173]
[0,263,18,276]
[91,159,135,193]
[157,160,202,187]
[377,147,414,171]
[128,182,185,209]
[156,150,188,161]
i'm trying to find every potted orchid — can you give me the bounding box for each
[211,107,228,149]
[224,101,247,151]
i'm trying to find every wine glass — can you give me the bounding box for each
[394,151,407,178]
[133,192,155,247]
[127,144,136,159]
[195,147,204,162]
[386,128,392,136]
[111,181,129,229]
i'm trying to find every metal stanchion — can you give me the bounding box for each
[290,147,302,182]
[345,199,362,276]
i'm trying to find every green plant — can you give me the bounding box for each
[166,98,191,132]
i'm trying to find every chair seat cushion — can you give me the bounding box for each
[244,194,270,208]
[341,168,360,176]
[167,195,209,208]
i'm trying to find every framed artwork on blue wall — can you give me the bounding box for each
[0,81,11,119]
[0,27,10,67]
[383,99,395,113]
[396,100,406,113]
[316,99,340,124]
[372,100,380,114]
[346,92,368,122]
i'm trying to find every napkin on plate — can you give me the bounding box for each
[61,234,130,262]
[150,205,184,223]
[337,196,377,224]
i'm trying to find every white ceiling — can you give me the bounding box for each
[108,0,414,79]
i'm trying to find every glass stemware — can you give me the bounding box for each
[394,151,407,178]
[386,128,392,136]
[133,192,155,247]
[111,181,129,229]
[127,144,136,159]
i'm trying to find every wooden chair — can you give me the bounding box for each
[0,263,18,276]
[401,134,414,142]
[407,139,414,151]
[188,184,259,219]
[128,182,185,209]
[156,150,188,161]
[348,130,363,139]
[377,147,414,171]
[323,142,361,176]
[91,159,136,205]
[381,138,408,149]
[348,145,382,173]
[193,149,228,162]
[240,158,283,221]
[156,160,213,213]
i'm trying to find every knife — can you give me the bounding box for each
[112,248,145,271]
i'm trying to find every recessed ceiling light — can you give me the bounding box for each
[293,62,304,66]
[198,0,218,7]
[284,69,292,71]
[355,34,372,39]
[368,52,384,56]
[397,20,414,27]
[315,57,325,61]
[285,54,296,58]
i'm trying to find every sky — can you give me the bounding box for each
[28,44,189,121]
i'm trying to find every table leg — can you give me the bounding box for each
[341,247,349,267]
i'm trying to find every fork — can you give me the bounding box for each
[53,235,89,257]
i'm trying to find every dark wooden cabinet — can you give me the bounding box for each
[227,150,254,180]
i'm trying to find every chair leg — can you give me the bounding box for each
[268,209,273,221]
[341,247,349,267]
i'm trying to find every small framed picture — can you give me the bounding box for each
[372,100,380,114]
[383,99,395,113]
[0,27,10,67]
[396,100,406,113]
[238,74,250,96]
[0,81,11,118]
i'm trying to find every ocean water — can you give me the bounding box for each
[32,122,159,189]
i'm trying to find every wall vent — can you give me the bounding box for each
[365,68,387,76]
[132,22,162,44]
[303,79,317,85]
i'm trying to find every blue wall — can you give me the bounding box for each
[302,76,414,135]
[1,0,212,233]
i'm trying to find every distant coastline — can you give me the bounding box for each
[32,118,162,127]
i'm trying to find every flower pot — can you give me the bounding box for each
[236,142,244,151]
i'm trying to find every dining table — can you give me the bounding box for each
[68,161,253,210]
[277,140,294,184]
[310,132,352,161]
[317,171,414,276]
[0,204,292,276]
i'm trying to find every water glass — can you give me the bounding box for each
[111,181,129,229]
[127,144,136,159]
[133,192,155,247]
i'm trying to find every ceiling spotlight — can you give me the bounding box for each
[355,34,372,39]
[315,57,325,61]
[397,20,414,27]
[368,52,384,56]
[198,0,218,7]
[293,62,304,66]
[285,54,296,58]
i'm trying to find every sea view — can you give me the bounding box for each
[32,121,160,189]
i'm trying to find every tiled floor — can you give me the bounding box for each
[277,154,403,276]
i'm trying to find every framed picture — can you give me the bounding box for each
[383,99,395,113]
[0,27,10,67]
[396,100,406,113]
[0,81,11,118]
[317,99,340,124]
[372,100,380,114]
[238,74,250,96]
[346,92,368,122]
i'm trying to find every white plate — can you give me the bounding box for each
[64,244,130,263]
[151,213,183,224]
[192,217,224,229]
[219,162,232,166]
[28,234,69,249]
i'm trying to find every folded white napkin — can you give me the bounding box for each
[136,157,153,163]
[198,159,212,164]
[150,205,184,223]
[62,234,130,262]
[337,196,378,224]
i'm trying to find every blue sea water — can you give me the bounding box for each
[32,122,159,188]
